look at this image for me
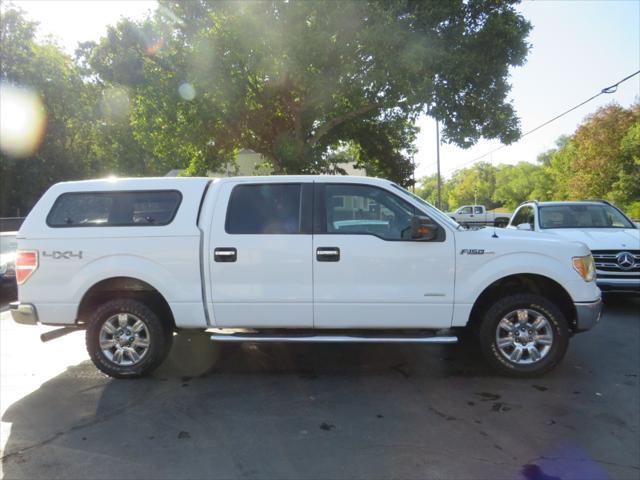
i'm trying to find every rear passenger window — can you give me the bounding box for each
[47,191,182,227]
[226,184,301,234]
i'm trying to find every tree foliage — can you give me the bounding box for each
[415,174,446,209]
[1,8,93,215]
[84,0,531,184]
[0,7,159,216]
[417,103,640,217]
[565,104,639,207]
[4,4,637,221]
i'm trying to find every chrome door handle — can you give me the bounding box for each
[316,247,340,262]
[214,248,237,262]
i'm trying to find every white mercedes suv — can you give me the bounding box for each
[508,200,640,294]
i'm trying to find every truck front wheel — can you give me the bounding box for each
[478,294,569,377]
[86,299,172,378]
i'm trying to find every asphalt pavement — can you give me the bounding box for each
[1,296,638,480]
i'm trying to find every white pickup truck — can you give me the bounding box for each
[11,176,602,378]
[448,205,512,228]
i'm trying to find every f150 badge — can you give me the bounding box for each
[42,251,83,259]
[460,249,493,255]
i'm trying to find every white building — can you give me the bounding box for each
[166,149,366,177]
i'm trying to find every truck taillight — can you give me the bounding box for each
[16,250,38,285]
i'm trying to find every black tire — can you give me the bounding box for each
[494,219,508,228]
[86,299,172,378]
[478,294,569,377]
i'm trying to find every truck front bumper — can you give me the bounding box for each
[10,302,39,325]
[574,298,602,332]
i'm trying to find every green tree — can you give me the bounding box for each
[0,8,95,215]
[446,162,498,210]
[493,161,539,209]
[567,104,638,200]
[541,103,639,216]
[415,104,639,218]
[615,120,640,217]
[415,174,448,210]
[0,8,162,216]
[529,135,570,201]
[86,0,531,184]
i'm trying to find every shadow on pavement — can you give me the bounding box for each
[2,296,639,479]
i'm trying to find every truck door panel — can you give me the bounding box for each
[209,181,313,328]
[312,182,455,329]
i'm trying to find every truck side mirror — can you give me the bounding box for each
[411,216,439,241]
[516,223,532,231]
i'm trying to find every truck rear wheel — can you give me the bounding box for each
[478,294,569,377]
[86,299,172,378]
[494,218,508,228]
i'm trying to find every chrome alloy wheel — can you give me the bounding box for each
[99,313,150,366]
[495,309,554,365]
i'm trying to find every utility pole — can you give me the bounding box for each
[436,120,442,210]
[412,159,416,193]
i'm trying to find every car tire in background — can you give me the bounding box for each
[494,218,509,228]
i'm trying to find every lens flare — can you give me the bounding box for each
[100,86,130,123]
[144,37,164,56]
[157,5,184,27]
[0,83,47,158]
[178,83,196,101]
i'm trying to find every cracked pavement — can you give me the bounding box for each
[1,296,638,479]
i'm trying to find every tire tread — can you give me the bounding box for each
[478,293,569,378]
[85,298,171,378]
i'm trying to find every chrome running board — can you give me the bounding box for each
[210,332,457,344]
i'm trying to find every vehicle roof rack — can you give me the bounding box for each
[516,199,539,207]
[586,199,613,205]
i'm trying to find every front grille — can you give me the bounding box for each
[597,273,640,279]
[591,250,640,274]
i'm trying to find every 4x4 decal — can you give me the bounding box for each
[42,251,83,260]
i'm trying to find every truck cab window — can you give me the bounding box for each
[324,184,417,240]
[460,206,472,214]
[226,184,302,234]
[474,206,483,214]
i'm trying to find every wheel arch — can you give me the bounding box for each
[468,273,577,332]
[76,276,176,331]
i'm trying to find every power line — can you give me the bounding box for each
[428,69,640,175]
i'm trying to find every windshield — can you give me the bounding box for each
[390,184,463,230]
[539,204,635,229]
[0,234,18,255]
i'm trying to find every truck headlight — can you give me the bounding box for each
[572,255,596,282]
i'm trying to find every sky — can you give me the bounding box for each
[415,0,640,179]
[8,0,640,180]
[10,0,156,50]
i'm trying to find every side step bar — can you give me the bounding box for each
[210,332,457,344]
